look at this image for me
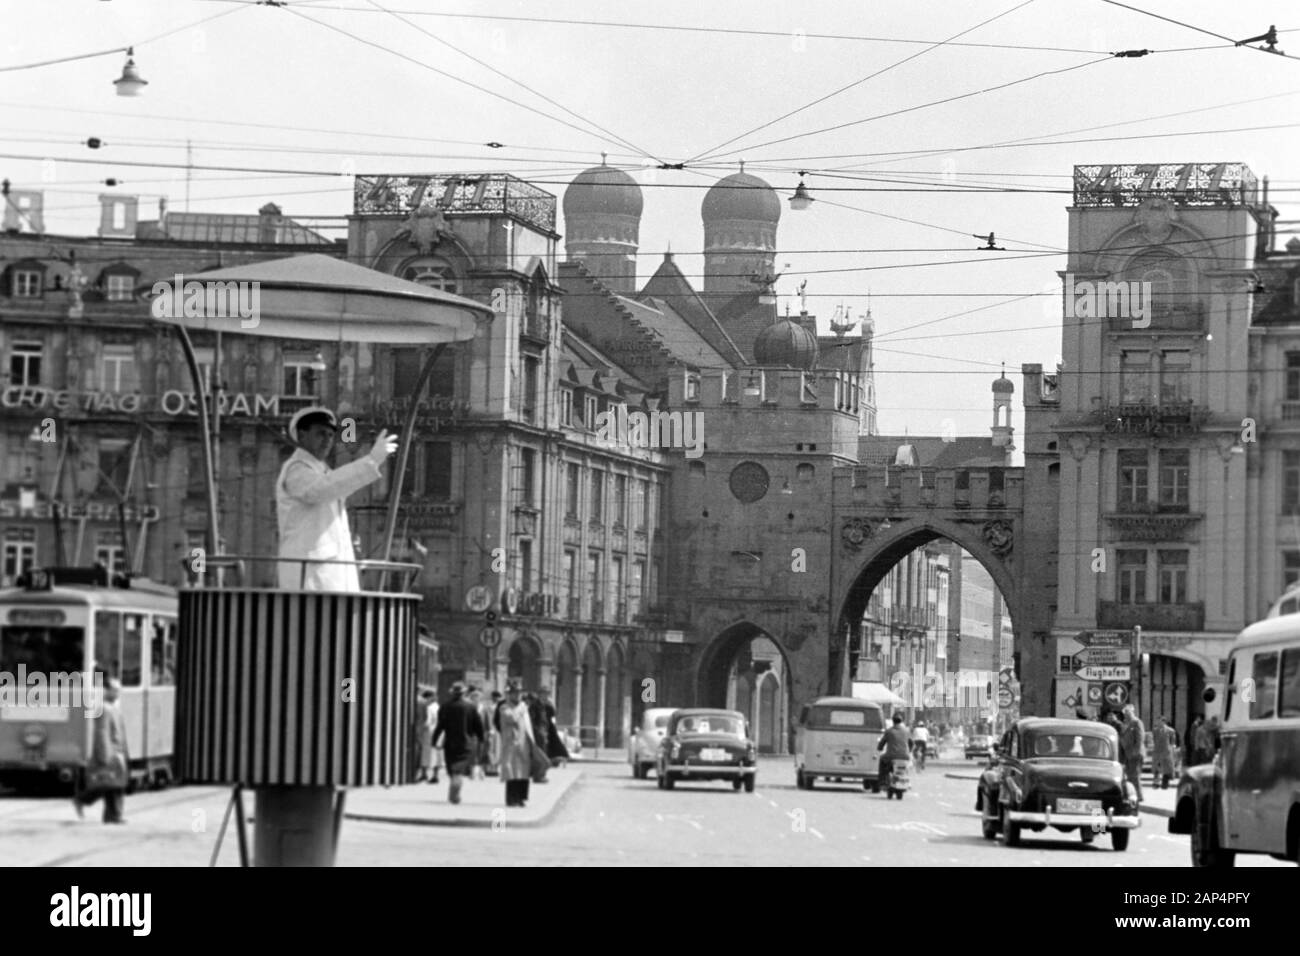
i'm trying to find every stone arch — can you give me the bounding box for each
[554,635,580,726]
[604,641,627,748]
[506,631,543,692]
[371,231,475,281]
[696,622,794,753]
[579,638,604,748]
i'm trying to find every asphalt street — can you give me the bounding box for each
[2,757,1291,867]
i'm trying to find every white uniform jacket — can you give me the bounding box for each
[275,448,383,592]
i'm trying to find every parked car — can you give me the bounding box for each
[965,734,993,759]
[656,708,757,792]
[1169,615,1300,867]
[629,707,675,779]
[976,717,1140,851]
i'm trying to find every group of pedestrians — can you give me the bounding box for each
[414,679,572,808]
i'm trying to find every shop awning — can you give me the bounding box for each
[851,681,907,706]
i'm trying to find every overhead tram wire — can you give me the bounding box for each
[697,54,1128,164]
[1099,0,1300,63]
[361,0,664,166]
[685,0,1039,164]
[277,3,661,160]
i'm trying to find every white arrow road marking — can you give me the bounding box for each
[1145,834,1184,844]
[809,828,825,840]
[769,800,779,808]
[901,821,947,835]
[654,813,663,822]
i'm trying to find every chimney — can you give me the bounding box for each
[2,189,45,234]
[98,195,139,238]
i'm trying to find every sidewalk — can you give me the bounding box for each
[344,766,583,828]
[942,769,1178,818]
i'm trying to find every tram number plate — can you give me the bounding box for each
[699,748,728,762]
[1057,798,1101,814]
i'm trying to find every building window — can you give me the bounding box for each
[631,558,645,621]
[1285,551,1300,591]
[14,270,43,298]
[392,347,456,400]
[1158,449,1190,511]
[105,274,134,302]
[560,387,573,427]
[519,448,536,507]
[1160,350,1191,404]
[100,344,139,392]
[9,341,42,387]
[613,474,627,527]
[797,462,815,483]
[589,470,604,522]
[587,552,602,620]
[96,439,132,498]
[2,529,37,586]
[282,353,320,411]
[522,357,538,424]
[1121,351,1150,404]
[1117,449,1148,510]
[562,550,576,616]
[1286,451,1300,514]
[401,257,458,293]
[565,463,580,519]
[1287,353,1300,402]
[633,479,647,531]
[1118,549,1147,604]
[95,531,125,576]
[517,540,532,592]
[1158,550,1188,604]
[423,442,452,499]
[685,372,700,402]
[611,555,624,619]
[584,394,599,429]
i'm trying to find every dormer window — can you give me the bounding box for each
[684,372,700,403]
[560,386,574,427]
[584,394,599,430]
[14,270,42,298]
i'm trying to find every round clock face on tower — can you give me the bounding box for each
[729,462,770,503]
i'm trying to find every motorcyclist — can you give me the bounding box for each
[876,713,911,786]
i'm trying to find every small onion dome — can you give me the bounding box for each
[563,162,643,219]
[993,375,1015,394]
[702,172,781,224]
[754,318,819,369]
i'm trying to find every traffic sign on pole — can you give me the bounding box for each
[1076,664,1131,681]
[479,626,502,649]
[997,688,1014,708]
[1104,682,1129,708]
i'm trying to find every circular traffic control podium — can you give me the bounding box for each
[176,558,422,866]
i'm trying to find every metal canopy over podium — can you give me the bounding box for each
[151,254,491,866]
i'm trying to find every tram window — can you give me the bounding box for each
[151,619,177,686]
[1280,650,1300,719]
[0,626,83,672]
[1250,652,1278,721]
[121,614,144,687]
[94,611,122,680]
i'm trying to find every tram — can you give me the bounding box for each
[0,566,178,793]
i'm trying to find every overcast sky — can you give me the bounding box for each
[5,1,1299,459]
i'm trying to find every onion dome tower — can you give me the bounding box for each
[753,316,819,369]
[992,366,1015,451]
[701,163,780,297]
[563,157,643,295]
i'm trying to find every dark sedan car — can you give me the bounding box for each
[975,717,1140,851]
[656,708,757,792]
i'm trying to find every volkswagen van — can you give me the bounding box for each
[794,696,885,791]
[1170,615,1300,866]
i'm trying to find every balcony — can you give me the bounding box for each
[1106,306,1205,333]
[1097,601,1204,631]
[590,600,604,623]
[521,311,549,344]
[1090,399,1209,436]
[1104,511,1202,541]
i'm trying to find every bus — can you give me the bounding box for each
[0,566,178,793]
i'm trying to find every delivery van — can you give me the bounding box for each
[794,696,885,791]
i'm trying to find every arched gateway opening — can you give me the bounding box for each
[838,523,1019,738]
[697,622,793,755]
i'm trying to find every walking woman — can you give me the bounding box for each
[496,679,535,808]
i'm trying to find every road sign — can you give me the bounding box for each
[464,585,492,613]
[1104,682,1129,707]
[1072,648,1131,669]
[1076,664,1131,681]
[478,626,502,649]
[1079,630,1132,648]
[1087,684,1103,704]
[997,688,1014,708]
[999,668,1014,686]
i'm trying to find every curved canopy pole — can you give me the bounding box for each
[380,342,447,565]
[173,324,222,582]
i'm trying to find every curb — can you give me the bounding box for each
[343,770,583,829]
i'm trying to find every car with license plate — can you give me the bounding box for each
[794,696,885,791]
[976,717,1140,851]
[629,707,675,779]
[965,734,993,759]
[657,708,756,792]
[1169,614,1300,866]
